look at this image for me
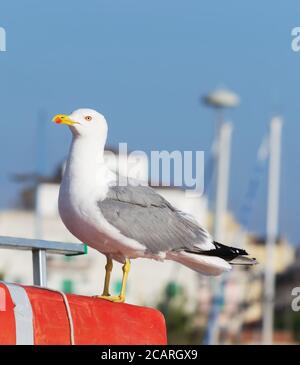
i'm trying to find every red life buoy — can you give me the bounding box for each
[0,282,167,345]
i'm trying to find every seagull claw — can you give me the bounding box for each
[94,295,125,303]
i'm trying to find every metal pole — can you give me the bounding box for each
[32,249,47,286]
[213,121,233,241]
[262,116,283,344]
[205,121,233,345]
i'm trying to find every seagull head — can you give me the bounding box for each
[52,108,108,139]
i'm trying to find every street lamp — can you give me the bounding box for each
[202,87,240,345]
[262,116,283,344]
[203,88,239,242]
[203,88,240,109]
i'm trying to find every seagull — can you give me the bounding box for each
[53,108,256,302]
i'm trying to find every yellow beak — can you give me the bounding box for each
[52,114,78,126]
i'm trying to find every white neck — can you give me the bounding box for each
[63,135,106,186]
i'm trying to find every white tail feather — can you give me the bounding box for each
[167,251,232,276]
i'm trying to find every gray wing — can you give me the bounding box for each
[97,184,212,254]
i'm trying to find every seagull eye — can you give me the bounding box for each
[85,116,92,121]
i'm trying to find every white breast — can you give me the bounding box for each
[58,137,147,260]
[59,170,146,261]
[59,177,108,249]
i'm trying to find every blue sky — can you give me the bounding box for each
[0,1,299,244]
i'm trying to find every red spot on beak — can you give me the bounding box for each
[55,117,62,124]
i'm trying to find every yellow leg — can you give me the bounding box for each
[119,259,131,302]
[96,259,131,303]
[102,257,113,296]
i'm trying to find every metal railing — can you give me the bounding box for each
[0,236,87,287]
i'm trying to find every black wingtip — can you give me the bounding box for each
[184,241,254,264]
[213,241,248,259]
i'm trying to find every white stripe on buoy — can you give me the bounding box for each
[1,282,34,345]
